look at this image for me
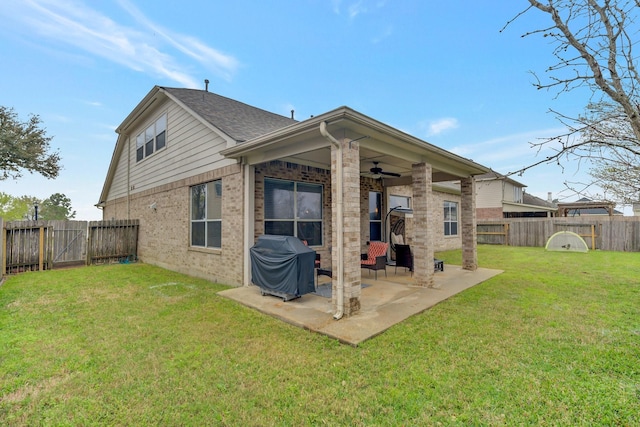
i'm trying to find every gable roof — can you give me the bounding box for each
[523,192,557,209]
[475,171,526,188]
[162,87,297,143]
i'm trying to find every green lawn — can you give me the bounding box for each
[1,246,639,425]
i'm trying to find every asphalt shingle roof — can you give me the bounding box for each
[162,87,297,143]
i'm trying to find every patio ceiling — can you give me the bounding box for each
[221,106,489,182]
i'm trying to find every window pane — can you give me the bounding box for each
[297,183,322,219]
[450,222,458,235]
[298,222,322,246]
[145,124,154,144]
[156,114,166,134]
[136,147,144,162]
[265,179,294,219]
[449,202,458,219]
[156,131,166,150]
[265,221,294,236]
[207,221,221,248]
[145,139,154,156]
[389,195,410,209]
[191,184,206,220]
[370,222,382,241]
[369,192,381,220]
[191,222,205,246]
[136,133,144,150]
[207,181,222,219]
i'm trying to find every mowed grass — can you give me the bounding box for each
[1,246,639,426]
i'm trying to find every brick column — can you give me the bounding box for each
[461,176,477,271]
[411,163,435,287]
[331,137,361,316]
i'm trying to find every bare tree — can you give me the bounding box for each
[504,0,640,203]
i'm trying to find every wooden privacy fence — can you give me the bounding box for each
[1,219,139,275]
[477,217,640,251]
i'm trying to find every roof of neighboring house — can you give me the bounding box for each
[523,192,557,209]
[475,171,526,188]
[162,87,297,143]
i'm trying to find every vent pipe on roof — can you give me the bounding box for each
[204,79,210,92]
[291,110,294,120]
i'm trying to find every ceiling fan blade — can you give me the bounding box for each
[380,171,401,177]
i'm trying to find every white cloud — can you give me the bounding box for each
[348,1,367,19]
[448,127,571,174]
[422,117,459,136]
[2,0,239,87]
[332,0,387,19]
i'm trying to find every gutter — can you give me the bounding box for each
[319,121,344,320]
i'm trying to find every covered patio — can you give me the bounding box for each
[221,106,490,320]
[219,264,502,345]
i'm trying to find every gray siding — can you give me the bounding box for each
[106,97,237,202]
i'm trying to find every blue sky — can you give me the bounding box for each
[0,0,617,220]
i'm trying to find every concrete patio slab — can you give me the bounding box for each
[218,265,502,346]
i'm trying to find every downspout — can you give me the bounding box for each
[126,134,131,220]
[319,121,344,320]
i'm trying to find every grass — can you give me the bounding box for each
[1,246,639,425]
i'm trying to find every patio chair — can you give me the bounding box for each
[361,241,389,279]
[394,244,413,274]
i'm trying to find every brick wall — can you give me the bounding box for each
[254,161,332,269]
[103,164,244,286]
[477,207,504,221]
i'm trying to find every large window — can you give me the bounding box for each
[444,201,458,236]
[136,113,167,162]
[191,180,222,248]
[264,179,323,246]
[369,191,382,241]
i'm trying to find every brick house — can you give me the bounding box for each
[98,86,489,317]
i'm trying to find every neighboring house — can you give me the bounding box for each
[98,86,489,317]
[474,172,557,220]
[557,197,623,217]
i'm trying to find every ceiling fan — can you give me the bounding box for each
[369,161,401,178]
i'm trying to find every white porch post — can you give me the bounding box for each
[411,162,435,287]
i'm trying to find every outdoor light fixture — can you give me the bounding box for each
[34,203,38,220]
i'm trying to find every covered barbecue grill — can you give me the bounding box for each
[250,235,316,301]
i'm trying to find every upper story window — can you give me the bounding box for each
[444,201,458,236]
[136,113,167,162]
[190,180,222,248]
[264,178,323,246]
[513,186,523,203]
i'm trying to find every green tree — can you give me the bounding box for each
[505,0,640,204]
[39,193,76,220]
[0,192,38,220]
[0,106,61,180]
[0,192,75,220]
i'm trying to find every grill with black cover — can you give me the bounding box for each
[250,235,316,301]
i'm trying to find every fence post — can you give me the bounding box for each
[85,222,92,266]
[504,223,510,246]
[38,226,44,271]
[591,224,596,250]
[1,225,6,276]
